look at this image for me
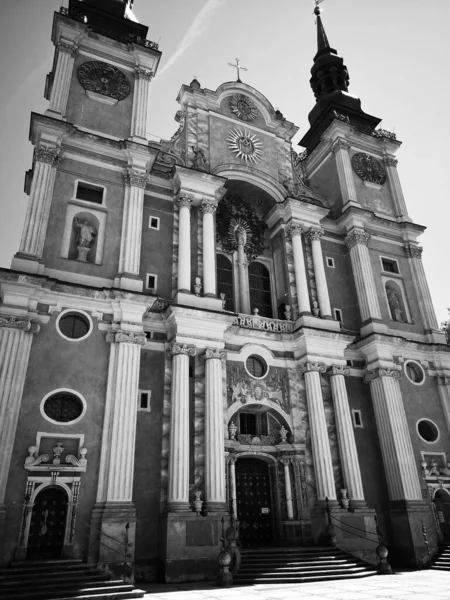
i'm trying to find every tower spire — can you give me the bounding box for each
[316,11,330,53]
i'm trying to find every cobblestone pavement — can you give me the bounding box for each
[140,570,450,600]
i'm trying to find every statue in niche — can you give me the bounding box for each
[74,218,97,262]
[387,289,404,322]
[191,146,208,171]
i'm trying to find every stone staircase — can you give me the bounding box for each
[0,559,145,600]
[432,544,450,571]
[234,547,378,585]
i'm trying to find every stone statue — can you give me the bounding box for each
[74,219,97,248]
[191,146,208,171]
[387,289,403,322]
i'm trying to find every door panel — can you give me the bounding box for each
[27,487,68,559]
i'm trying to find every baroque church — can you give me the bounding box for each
[1,0,450,584]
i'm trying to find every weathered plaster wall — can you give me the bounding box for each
[308,157,342,217]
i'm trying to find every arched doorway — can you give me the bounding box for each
[27,486,68,559]
[236,457,275,547]
[434,489,450,542]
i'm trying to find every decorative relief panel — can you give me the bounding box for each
[227,361,290,412]
[77,61,131,101]
[229,94,259,122]
[351,152,386,185]
[227,128,263,164]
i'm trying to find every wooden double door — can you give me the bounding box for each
[27,487,68,559]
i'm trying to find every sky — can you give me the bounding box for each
[0,0,449,323]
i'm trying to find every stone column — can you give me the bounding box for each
[384,156,409,219]
[237,242,250,314]
[345,229,382,322]
[118,169,147,284]
[229,456,237,519]
[47,41,78,118]
[0,317,39,526]
[177,194,193,294]
[201,199,218,297]
[167,343,196,511]
[329,366,365,507]
[281,458,294,519]
[436,376,450,438]
[19,146,61,259]
[364,368,422,501]
[332,139,358,206]
[299,363,337,502]
[288,223,311,315]
[204,348,227,511]
[404,243,439,331]
[130,67,153,140]
[307,227,332,318]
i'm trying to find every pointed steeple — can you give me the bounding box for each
[316,12,330,53]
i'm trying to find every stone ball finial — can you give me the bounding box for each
[314,5,322,16]
[190,77,201,89]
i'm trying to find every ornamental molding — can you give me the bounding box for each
[200,199,218,214]
[0,316,40,334]
[307,227,323,242]
[351,152,387,186]
[77,61,131,102]
[383,156,398,168]
[298,362,327,376]
[229,93,259,122]
[34,145,62,166]
[345,229,370,249]
[57,40,79,57]
[227,128,263,164]
[177,192,194,209]
[204,348,227,361]
[331,139,351,154]
[134,66,153,81]
[287,223,303,238]
[373,129,397,141]
[125,168,148,189]
[330,366,350,377]
[404,242,423,259]
[106,331,146,346]
[171,343,196,357]
[363,368,401,383]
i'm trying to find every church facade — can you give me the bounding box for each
[1,0,450,583]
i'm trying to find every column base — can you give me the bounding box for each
[166,501,192,512]
[11,254,45,275]
[203,501,229,513]
[115,275,143,293]
[174,291,224,312]
[88,502,136,583]
[349,499,370,512]
[296,315,341,332]
[159,512,228,582]
[360,319,389,337]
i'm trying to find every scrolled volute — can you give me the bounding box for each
[345,228,370,249]
[0,315,40,334]
[171,342,196,357]
[299,362,327,376]
[106,330,146,346]
[204,348,227,361]
[364,367,401,384]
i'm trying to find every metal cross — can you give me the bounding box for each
[228,58,247,83]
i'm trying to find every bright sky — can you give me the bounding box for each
[1,0,449,323]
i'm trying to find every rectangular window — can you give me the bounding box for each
[352,409,363,428]
[326,257,335,268]
[146,273,157,291]
[138,390,151,412]
[334,308,343,323]
[381,257,399,274]
[76,182,104,205]
[240,413,257,436]
[149,216,160,230]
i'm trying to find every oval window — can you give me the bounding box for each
[246,355,268,379]
[43,392,84,424]
[404,361,425,385]
[57,311,91,341]
[417,419,439,443]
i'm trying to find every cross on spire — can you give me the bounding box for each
[228,58,247,83]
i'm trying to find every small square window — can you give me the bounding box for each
[334,308,343,323]
[76,182,104,205]
[138,390,151,412]
[381,258,399,274]
[352,409,363,428]
[149,216,160,230]
[146,274,157,290]
[326,257,335,268]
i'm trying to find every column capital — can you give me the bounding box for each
[345,228,370,250]
[404,242,423,259]
[57,40,79,57]
[0,315,40,334]
[330,365,350,377]
[171,342,196,357]
[287,222,303,238]
[200,198,219,214]
[34,145,62,166]
[437,375,450,386]
[332,138,351,154]
[299,362,327,376]
[134,66,153,81]
[364,367,401,384]
[204,348,227,361]
[125,168,148,189]
[307,226,323,242]
[177,192,194,209]
[280,457,291,466]
[384,156,398,168]
[106,330,146,346]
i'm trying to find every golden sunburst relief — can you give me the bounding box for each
[227,128,263,164]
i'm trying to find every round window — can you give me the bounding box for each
[246,355,268,379]
[43,392,84,424]
[404,360,425,385]
[57,310,92,341]
[417,419,439,443]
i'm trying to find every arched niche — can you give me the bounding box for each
[226,399,293,444]
[69,211,99,264]
[385,279,409,323]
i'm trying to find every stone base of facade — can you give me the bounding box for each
[159,511,228,583]
[88,502,136,583]
[388,499,439,568]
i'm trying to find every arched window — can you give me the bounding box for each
[217,254,235,311]
[249,261,272,318]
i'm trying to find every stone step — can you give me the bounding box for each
[238,563,362,574]
[234,569,377,585]
[10,559,83,567]
[1,573,108,586]
[0,563,96,576]
[241,557,352,566]
[2,583,136,600]
[1,579,125,593]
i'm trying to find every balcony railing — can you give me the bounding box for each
[232,314,294,334]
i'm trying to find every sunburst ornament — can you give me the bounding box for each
[229,94,258,122]
[228,218,252,250]
[227,128,263,164]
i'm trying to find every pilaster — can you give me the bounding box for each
[280,458,294,520]
[436,376,450,438]
[46,41,79,119]
[307,227,332,318]
[404,243,439,331]
[332,139,358,207]
[130,66,153,141]
[383,156,410,220]
[287,223,311,315]
[200,200,218,298]
[176,193,194,294]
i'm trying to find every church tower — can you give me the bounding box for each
[1,0,450,584]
